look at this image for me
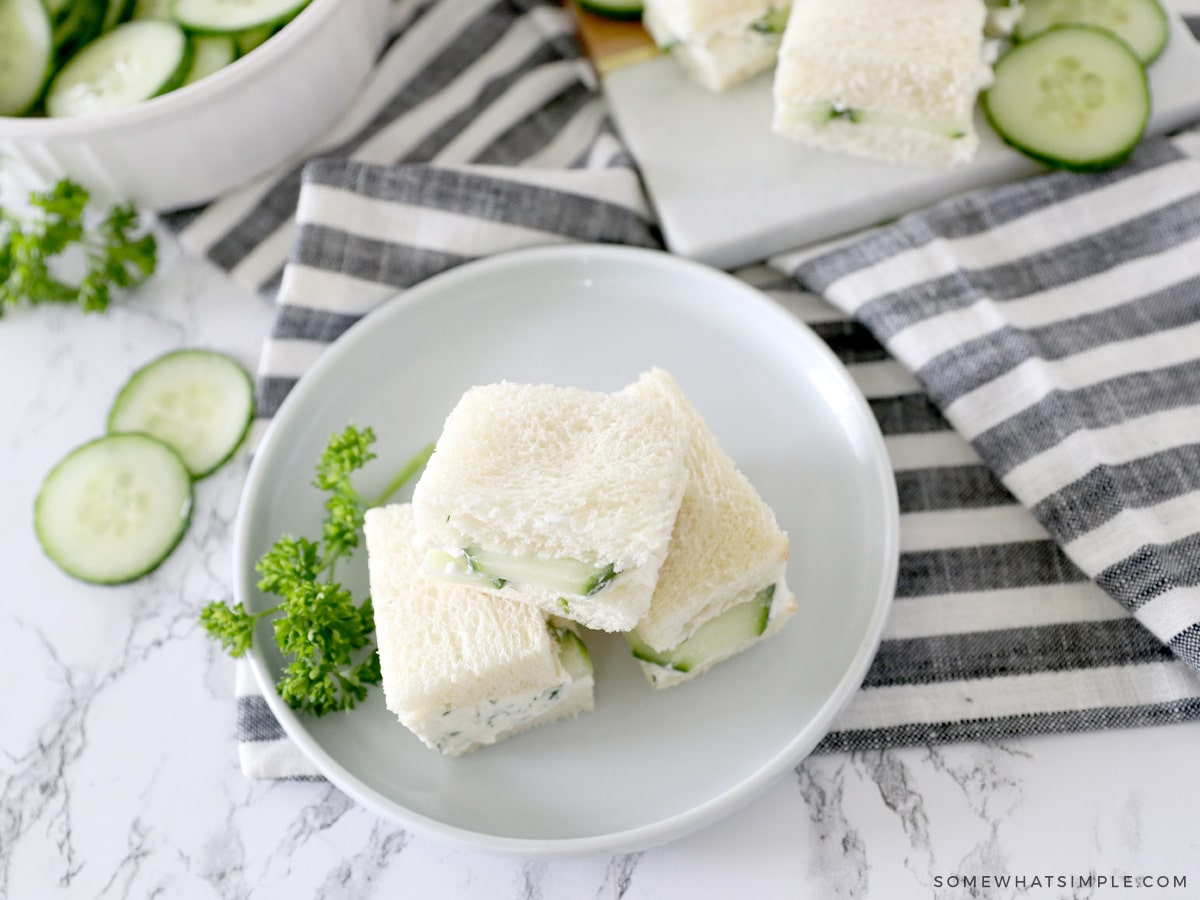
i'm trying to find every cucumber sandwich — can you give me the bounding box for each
[365,504,594,757]
[771,0,995,169]
[411,380,690,633]
[622,370,796,688]
[642,0,790,92]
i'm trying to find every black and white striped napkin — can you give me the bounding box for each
[775,131,1200,751]
[178,0,1200,778]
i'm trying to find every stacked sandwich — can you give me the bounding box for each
[645,0,1007,170]
[641,0,790,92]
[364,369,795,755]
[771,0,996,169]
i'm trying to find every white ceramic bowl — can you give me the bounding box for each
[0,0,389,211]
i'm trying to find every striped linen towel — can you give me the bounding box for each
[774,135,1200,675]
[187,0,1200,778]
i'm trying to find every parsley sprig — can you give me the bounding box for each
[201,425,435,716]
[0,179,156,316]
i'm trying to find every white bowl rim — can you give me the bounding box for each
[0,0,348,137]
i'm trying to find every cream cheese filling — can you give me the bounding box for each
[777,101,972,138]
[416,674,593,756]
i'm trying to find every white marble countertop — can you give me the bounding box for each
[5,230,1200,900]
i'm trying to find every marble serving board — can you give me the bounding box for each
[590,8,1200,270]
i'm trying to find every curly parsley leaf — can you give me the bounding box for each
[29,179,88,254]
[199,600,267,659]
[322,490,368,564]
[256,536,322,597]
[0,178,156,317]
[313,424,378,568]
[314,424,378,492]
[201,425,433,716]
[272,582,380,716]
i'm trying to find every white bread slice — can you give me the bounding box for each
[625,369,790,650]
[411,381,690,633]
[639,578,798,688]
[365,504,593,757]
[643,0,783,91]
[772,0,991,169]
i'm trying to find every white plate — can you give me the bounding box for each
[234,244,900,856]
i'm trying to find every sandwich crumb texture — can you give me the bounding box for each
[366,505,576,721]
[412,381,690,574]
[626,369,790,651]
[773,0,991,168]
[647,0,782,40]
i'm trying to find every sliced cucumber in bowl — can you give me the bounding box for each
[172,0,313,35]
[52,0,107,67]
[8,0,313,117]
[0,0,53,116]
[132,0,174,20]
[45,0,73,23]
[107,349,255,479]
[101,0,136,34]
[233,24,277,56]
[183,34,237,86]
[45,19,192,117]
[35,433,194,585]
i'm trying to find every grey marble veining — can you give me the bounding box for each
[796,760,870,898]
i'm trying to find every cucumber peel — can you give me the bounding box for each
[35,433,193,585]
[575,0,644,22]
[628,584,775,673]
[983,25,1150,172]
[1015,0,1170,65]
[107,349,254,479]
[46,19,194,117]
[171,0,311,35]
[553,626,593,680]
[0,0,53,116]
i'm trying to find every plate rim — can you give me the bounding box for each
[233,243,900,857]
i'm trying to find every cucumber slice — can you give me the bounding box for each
[1016,0,1169,65]
[421,547,616,595]
[107,349,254,479]
[132,0,173,19]
[171,0,311,35]
[552,626,593,680]
[233,24,275,56]
[0,0,52,116]
[575,0,644,21]
[421,549,507,589]
[46,19,192,117]
[182,34,236,85]
[45,0,73,23]
[465,547,616,596]
[52,0,107,66]
[983,25,1149,172]
[102,0,136,33]
[35,434,193,585]
[627,584,775,673]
